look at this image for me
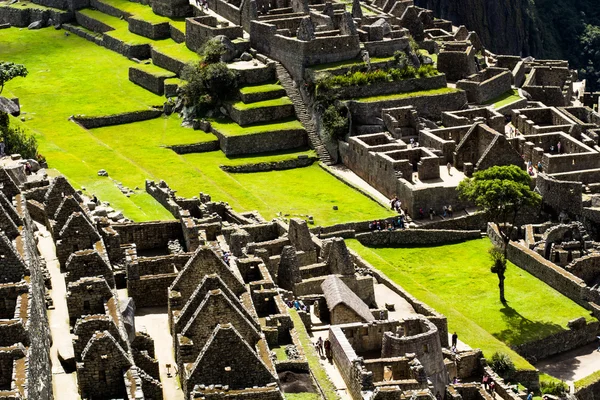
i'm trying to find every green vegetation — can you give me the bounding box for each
[0,28,395,224]
[284,394,321,400]
[181,39,239,115]
[289,309,338,400]
[575,369,600,390]
[357,87,459,102]
[239,83,284,95]
[489,352,516,379]
[271,345,288,360]
[0,115,39,160]
[346,238,595,371]
[232,97,292,110]
[483,89,522,109]
[321,104,349,141]
[0,61,27,95]
[93,0,186,28]
[210,118,304,137]
[539,373,568,395]
[131,63,175,78]
[309,56,395,72]
[458,165,542,302]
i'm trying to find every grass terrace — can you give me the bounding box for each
[0,28,393,224]
[232,97,293,110]
[132,62,176,78]
[346,238,596,371]
[94,0,187,30]
[6,0,57,10]
[309,55,396,72]
[210,117,304,137]
[483,89,522,109]
[575,370,600,391]
[356,87,459,102]
[239,83,285,95]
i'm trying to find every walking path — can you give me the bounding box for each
[135,307,185,400]
[35,223,81,400]
[324,164,390,208]
[536,342,600,387]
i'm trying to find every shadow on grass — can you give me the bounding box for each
[493,303,564,346]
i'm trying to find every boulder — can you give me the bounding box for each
[240,52,252,61]
[97,169,108,177]
[0,97,19,116]
[213,35,236,62]
[27,20,43,30]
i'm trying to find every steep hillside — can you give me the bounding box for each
[415,0,600,89]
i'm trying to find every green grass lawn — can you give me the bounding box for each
[346,238,596,371]
[131,63,176,78]
[210,118,305,137]
[232,97,293,110]
[239,83,285,95]
[284,394,321,400]
[483,89,522,109]
[357,87,460,102]
[1,28,393,224]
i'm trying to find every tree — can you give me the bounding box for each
[0,62,28,95]
[457,165,541,303]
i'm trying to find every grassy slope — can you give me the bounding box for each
[357,87,459,102]
[1,28,393,224]
[483,89,522,108]
[346,238,595,370]
[210,118,305,136]
[239,83,284,94]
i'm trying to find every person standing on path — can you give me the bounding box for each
[451,332,458,348]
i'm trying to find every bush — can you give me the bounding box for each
[540,379,569,395]
[489,352,516,378]
[0,116,38,159]
[198,38,227,63]
[322,104,348,141]
[181,61,238,115]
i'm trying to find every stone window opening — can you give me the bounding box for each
[423,344,429,353]
[83,300,90,311]
[99,369,106,383]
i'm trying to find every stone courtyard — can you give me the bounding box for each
[1,0,600,397]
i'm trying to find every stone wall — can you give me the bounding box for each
[128,273,178,307]
[0,4,72,27]
[151,47,187,74]
[128,17,171,40]
[167,141,221,154]
[113,220,183,251]
[329,325,373,400]
[129,66,175,96]
[346,89,468,124]
[220,156,317,173]
[350,249,449,347]
[328,74,447,100]
[513,319,599,361]
[73,109,162,129]
[355,229,481,246]
[212,128,307,156]
[536,173,582,216]
[456,68,512,104]
[488,224,590,308]
[575,374,600,400]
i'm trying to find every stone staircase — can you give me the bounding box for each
[275,63,334,165]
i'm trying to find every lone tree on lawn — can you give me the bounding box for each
[457,165,541,303]
[0,62,28,95]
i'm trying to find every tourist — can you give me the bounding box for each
[0,138,4,157]
[316,337,324,357]
[293,299,301,310]
[557,141,561,153]
[452,377,458,384]
[528,165,534,176]
[537,161,543,172]
[398,215,405,229]
[451,332,458,348]
[390,196,398,210]
[410,137,415,148]
[379,310,385,320]
[447,162,452,176]
[429,208,434,220]
[442,205,448,218]
[24,162,32,175]
[489,381,495,397]
[91,194,99,205]
[526,390,533,400]
[448,205,453,218]
[324,338,332,362]
[550,144,554,153]
[482,374,489,391]
[222,251,230,264]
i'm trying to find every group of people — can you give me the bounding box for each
[195,0,208,10]
[314,337,332,361]
[369,215,406,231]
[417,205,453,220]
[286,298,308,313]
[481,373,496,396]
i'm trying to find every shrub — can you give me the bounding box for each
[489,352,516,379]
[181,61,238,115]
[0,117,38,159]
[540,379,569,395]
[198,38,227,63]
[322,104,348,141]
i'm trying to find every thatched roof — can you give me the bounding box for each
[321,275,374,322]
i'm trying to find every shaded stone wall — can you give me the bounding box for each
[113,221,183,251]
[355,229,481,246]
[127,273,178,307]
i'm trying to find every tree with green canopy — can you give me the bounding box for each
[0,62,28,95]
[457,165,541,303]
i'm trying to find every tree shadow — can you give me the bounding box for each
[492,302,564,348]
